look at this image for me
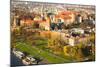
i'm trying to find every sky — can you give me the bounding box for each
[18,0,96,5]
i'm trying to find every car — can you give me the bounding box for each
[13,51,24,59]
[22,58,31,65]
[22,56,37,65]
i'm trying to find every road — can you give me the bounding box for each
[11,52,25,66]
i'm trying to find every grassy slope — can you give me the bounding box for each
[16,42,72,64]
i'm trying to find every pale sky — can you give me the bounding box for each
[19,0,95,5]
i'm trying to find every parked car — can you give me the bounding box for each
[13,51,24,59]
[22,56,37,65]
[22,58,31,65]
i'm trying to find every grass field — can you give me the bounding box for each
[15,42,73,64]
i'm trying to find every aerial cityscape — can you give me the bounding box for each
[11,1,95,66]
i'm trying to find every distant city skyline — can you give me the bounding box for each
[11,0,95,5]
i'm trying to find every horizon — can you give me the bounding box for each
[12,0,95,5]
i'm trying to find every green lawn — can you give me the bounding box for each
[15,42,73,64]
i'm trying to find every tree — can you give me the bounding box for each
[34,57,43,65]
[23,52,29,57]
[63,45,71,56]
